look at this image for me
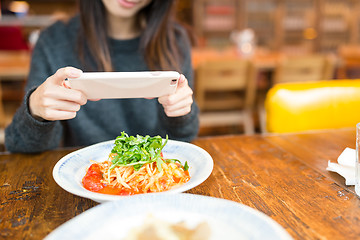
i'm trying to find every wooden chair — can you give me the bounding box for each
[273,54,335,84]
[258,54,335,133]
[264,80,360,133]
[0,26,29,51]
[337,45,360,79]
[195,59,257,135]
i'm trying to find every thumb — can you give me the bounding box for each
[177,74,187,87]
[48,66,83,85]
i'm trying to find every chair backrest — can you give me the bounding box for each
[337,45,360,79]
[195,59,256,111]
[265,80,360,133]
[0,26,29,51]
[273,54,334,84]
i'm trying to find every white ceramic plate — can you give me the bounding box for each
[53,139,213,202]
[44,193,293,240]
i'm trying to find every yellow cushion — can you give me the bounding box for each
[265,80,360,133]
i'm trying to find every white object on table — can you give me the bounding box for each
[326,147,356,185]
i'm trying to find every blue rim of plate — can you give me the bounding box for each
[44,193,293,240]
[53,139,214,202]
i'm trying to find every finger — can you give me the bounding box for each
[62,81,71,89]
[158,74,189,104]
[43,86,87,106]
[47,67,83,85]
[162,96,193,113]
[159,89,193,117]
[38,108,77,121]
[158,85,193,106]
[40,97,82,112]
[177,74,187,88]
[164,105,192,117]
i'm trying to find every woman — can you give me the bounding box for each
[5,0,199,153]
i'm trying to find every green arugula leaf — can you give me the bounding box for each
[183,161,189,171]
[110,132,187,172]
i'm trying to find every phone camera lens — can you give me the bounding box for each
[170,79,177,86]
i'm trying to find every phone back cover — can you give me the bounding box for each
[67,71,179,99]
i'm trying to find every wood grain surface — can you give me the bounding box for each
[1,128,359,239]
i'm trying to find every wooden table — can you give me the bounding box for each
[1,129,359,239]
[0,47,281,80]
[0,50,30,80]
[192,47,285,71]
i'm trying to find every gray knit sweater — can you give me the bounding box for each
[5,16,199,153]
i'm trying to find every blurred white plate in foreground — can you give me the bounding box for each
[45,193,293,240]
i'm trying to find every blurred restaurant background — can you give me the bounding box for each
[1,0,360,147]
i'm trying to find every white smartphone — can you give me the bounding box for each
[66,71,180,99]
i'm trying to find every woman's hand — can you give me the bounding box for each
[158,74,193,117]
[29,67,87,121]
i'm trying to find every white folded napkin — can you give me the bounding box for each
[326,147,356,185]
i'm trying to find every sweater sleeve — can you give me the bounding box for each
[156,27,200,142]
[4,31,63,153]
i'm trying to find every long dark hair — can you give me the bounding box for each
[78,0,182,71]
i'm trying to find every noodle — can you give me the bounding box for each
[84,157,190,195]
[97,160,190,194]
[82,132,190,195]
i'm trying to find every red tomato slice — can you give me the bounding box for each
[82,164,104,192]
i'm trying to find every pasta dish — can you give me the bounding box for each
[82,132,190,195]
